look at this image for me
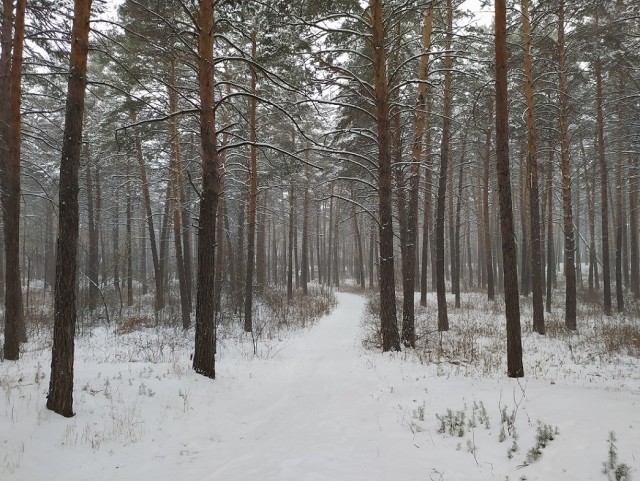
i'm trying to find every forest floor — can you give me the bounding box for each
[1,291,639,481]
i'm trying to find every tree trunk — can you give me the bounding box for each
[167,63,190,328]
[483,97,495,301]
[1,0,26,359]
[370,0,400,351]
[126,161,133,307]
[453,131,466,308]
[546,147,555,312]
[287,160,296,302]
[519,153,530,297]
[630,152,639,298]
[615,75,624,312]
[193,0,219,379]
[495,0,524,377]
[558,0,577,330]
[595,16,612,315]
[47,0,92,417]
[420,92,433,307]
[256,190,267,290]
[436,0,453,332]
[301,166,310,294]
[132,111,163,311]
[244,30,258,331]
[86,160,99,311]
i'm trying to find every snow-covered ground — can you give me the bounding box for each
[1,292,639,480]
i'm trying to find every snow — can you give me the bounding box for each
[2,292,639,481]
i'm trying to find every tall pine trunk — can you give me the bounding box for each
[595,15,611,315]
[193,0,220,379]
[521,0,544,332]
[370,0,400,351]
[436,0,453,332]
[495,0,524,377]
[558,0,577,329]
[47,0,92,416]
[1,0,26,359]
[244,30,258,331]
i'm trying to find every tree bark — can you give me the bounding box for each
[595,13,612,315]
[287,160,296,303]
[167,62,190,328]
[420,93,433,306]
[131,111,163,312]
[558,0,577,329]
[126,162,133,308]
[495,0,524,377]
[370,0,400,351]
[193,0,219,379]
[546,147,555,312]
[301,166,311,294]
[615,75,624,312]
[630,152,639,298]
[244,30,258,330]
[1,0,26,359]
[436,0,453,332]
[86,159,99,311]
[483,97,495,301]
[47,0,92,417]
[453,131,467,308]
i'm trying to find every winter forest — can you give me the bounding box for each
[1,0,639,479]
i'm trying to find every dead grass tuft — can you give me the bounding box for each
[117,316,154,335]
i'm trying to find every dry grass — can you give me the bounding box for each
[117,316,155,335]
[361,287,640,379]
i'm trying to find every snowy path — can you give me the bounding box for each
[3,292,640,481]
[203,292,396,481]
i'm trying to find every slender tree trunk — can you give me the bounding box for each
[158,182,172,302]
[436,0,453,332]
[287,160,296,302]
[302,166,310,294]
[546,148,555,312]
[45,198,55,291]
[126,161,133,307]
[86,161,99,311]
[420,93,434,306]
[351,184,365,289]
[370,0,400,351]
[595,20,611,315]
[1,0,26,358]
[244,30,258,330]
[96,166,106,287]
[214,106,231,313]
[615,75,624,312]
[558,0,577,329]
[582,139,596,292]
[483,98,495,301]
[167,59,189,326]
[332,194,339,287]
[495,0,523,377]
[113,205,122,312]
[453,131,466,308]
[630,152,639,298]
[193,0,219,379]
[132,111,163,311]
[47,0,92,417]
[256,191,267,290]
[519,153,530,297]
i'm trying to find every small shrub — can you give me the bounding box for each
[523,422,558,465]
[436,408,467,437]
[602,431,632,481]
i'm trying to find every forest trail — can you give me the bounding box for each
[201,292,404,481]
